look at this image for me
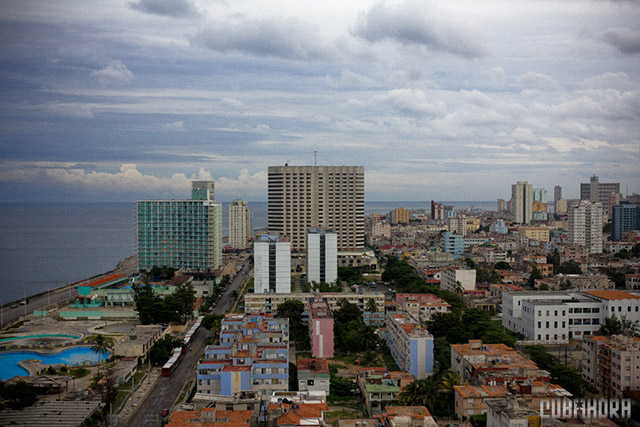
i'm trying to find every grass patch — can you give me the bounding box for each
[113,390,129,411]
[70,367,91,378]
[330,354,356,364]
[328,362,347,369]
[325,409,362,427]
[383,354,401,371]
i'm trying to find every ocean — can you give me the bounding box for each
[0,200,494,303]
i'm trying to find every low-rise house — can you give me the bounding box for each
[166,408,253,427]
[297,359,330,394]
[113,324,163,361]
[626,274,640,290]
[395,294,450,323]
[356,367,401,416]
[384,406,437,427]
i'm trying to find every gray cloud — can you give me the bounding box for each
[191,17,334,61]
[129,0,201,18]
[603,27,640,54]
[352,0,488,58]
[90,60,134,86]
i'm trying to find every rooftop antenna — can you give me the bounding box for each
[314,151,317,166]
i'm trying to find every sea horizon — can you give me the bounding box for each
[0,200,497,303]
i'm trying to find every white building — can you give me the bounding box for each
[440,268,476,293]
[511,181,533,224]
[568,200,603,254]
[502,290,640,344]
[254,235,291,294]
[583,334,640,398]
[228,199,252,250]
[307,229,337,284]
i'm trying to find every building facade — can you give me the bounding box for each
[511,181,533,224]
[440,268,476,292]
[385,312,434,379]
[390,208,410,225]
[309,297,334,358]
[568,201,603,254]
[267,165,364,252]
[229,199,253,250]
[137,181,222,272]
[307,229,337,284]
[254,235,291,294]
[612,203,640,241]
[582,335,640,398]
[580,175,620,205]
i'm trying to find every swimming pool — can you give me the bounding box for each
[0,333,82,343]
[0,346,108,380]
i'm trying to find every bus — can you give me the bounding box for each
[182,316,204,352]
[161,347,183,376]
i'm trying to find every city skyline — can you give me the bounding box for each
[1,1,639,203]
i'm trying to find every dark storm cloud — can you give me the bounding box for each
[129,0,201,18]
[352,1,488,58]
[190,17,335,61]
[603,27,640,53]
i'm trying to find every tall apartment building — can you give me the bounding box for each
[431,201,446,220]
[612,203,640,241]
[137,181,222,272]
[228,199,252,249]
[497,199,505,212]
[554,185,562,203]
[580,175,620,205]
[532,188,548,221]
[448,215,467,236]
[582,335,640,398]
[568,200,603,254]
[197,314,289,397]
[511,181,533,224]
[254,235,291,294]
[390,207,410,224]
[307,229,337,284]
[268,165,364,252]
[309,296,334,358]
[385,312,434,379]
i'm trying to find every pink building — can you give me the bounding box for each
[309,296,334,358]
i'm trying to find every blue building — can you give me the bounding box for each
[197,313,289,397]
[442,232,465,258]
[492,219,509,234]
[612,204,640,241]
[385,312,433,379]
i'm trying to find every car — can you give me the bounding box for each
[11,304,18,308]
[20,299,28,305]
[160,408,170,417]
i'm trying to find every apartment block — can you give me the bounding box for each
[395,293,450,323]
[612,203,640,241]
[502,290,640,343]
[442,232,465,258]
[511,181,533,224]
[627,274,640,290]
[448,216,467,236]
[581,175,620,205]
[229,199,253,250]
[371,221,391,238]
[582,335,640,398]
[197,314,289,397]
[309,296,334,358]
[390,207,410,225]
[451,340,550,386]
[243,291,385,326]
[268,165,364,252]
[520,226,550,242]
[440,268,476,293]
[385,312,434,379]
[254,235,291,294]
[297,358,330,394]
[307,229,337,284]
[568,200,604,254]
[356,367,403,416]
[137,181,222,271]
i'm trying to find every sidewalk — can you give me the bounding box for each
[117,368,161,423]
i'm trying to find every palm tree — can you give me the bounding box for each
[91,334,111,378]
[398,376,442,411]
[453,281,464,294]
[440,371,461,414]
[366,298,377,313]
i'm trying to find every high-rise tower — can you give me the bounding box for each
[511,181,533,224]
[268,165,364,252]
[229,199,252,249]
[568,201,603,254]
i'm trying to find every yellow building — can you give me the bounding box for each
[465,217,481,233]
[521,226,550,242]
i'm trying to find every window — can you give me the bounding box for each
[307,380,315,386]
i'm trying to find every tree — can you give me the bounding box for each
[465,258,476,269]
[132,281,159,324]
[453,280,464,294]
[0,381,38,410]
[527,264,542,288]
[288,362,298,392]
[557,261,582,275]
[171,283,196,322]
[149,335,183,366]
[91,335,110,378]
[440,371,461,414]
[398,376,443,412]
[494,261,511,270]
[365,298,377,313]
[276,300,309,350]
[539,283,550,291]
[599,315,639,336]
[97,368,118,409]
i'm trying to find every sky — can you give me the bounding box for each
[0,0,638,203]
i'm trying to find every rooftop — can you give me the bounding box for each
[584,290,640,301]
[297,358,329,373]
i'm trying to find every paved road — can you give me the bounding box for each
[125,261,251,426]
[0,256,137,329]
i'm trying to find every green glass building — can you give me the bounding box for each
[137,181,222,272]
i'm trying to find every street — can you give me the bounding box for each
[125,260,251,426]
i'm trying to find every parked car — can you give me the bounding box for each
[160,408,170,417]
[11,303,18,308]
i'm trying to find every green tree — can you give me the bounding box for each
[171,283,196,322]
[557,261,582,275]
[276,300,309,350]
[132,281,159,324]
[91,334,110,378]
[527,264,542,288]
[0,381,38,410]
[365,298,378,313]
[398,376,443,412]
[440,371,461,414]
[288,362,298,392]
[465,258,476,269]
[97,368,118,409]
[494,261,511,270]
[149,335,183,366]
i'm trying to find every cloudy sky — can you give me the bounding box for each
[1,0,638,203]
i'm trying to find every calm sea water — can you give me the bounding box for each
[0,200,493,302]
